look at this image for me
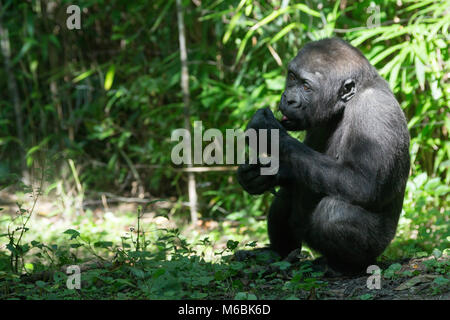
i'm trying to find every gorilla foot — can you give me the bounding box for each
[234,247,281,264]
[309,257,345,278]
[311,257,369,277]
[282,248,306,263]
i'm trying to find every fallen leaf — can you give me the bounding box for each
[394,275,438,291]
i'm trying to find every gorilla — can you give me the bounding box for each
[236,38,410,275]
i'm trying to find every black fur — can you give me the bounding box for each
[237,38,410,274]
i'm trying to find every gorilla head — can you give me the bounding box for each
[279,38,379,131]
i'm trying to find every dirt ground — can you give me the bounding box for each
[318,255,449,300]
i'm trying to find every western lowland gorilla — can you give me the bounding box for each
[236,38,410,275]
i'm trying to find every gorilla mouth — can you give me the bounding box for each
[280,113,294,126]
[280,116,296,130]
[280,111,306,131]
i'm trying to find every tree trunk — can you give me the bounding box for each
[176,0,198,226]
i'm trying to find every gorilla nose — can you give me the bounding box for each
[282,93,299,108]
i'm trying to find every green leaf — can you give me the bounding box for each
[6,243,18,254]
[223,12,242,44]
[12,39,37,65]
[191,292,208,299]
[152,269,166,279]
[413,172,428,187]
[73,70,94,83]
[265,76,285,91]
[370,43,406,66]
[53,271,66,283]
[384,263,402,278]
[414,56,425,90]
[63,229,80,240]
[271,261,291,271]
[94,241,113,248]
[433,276,450,286]
[234,292,258,300]
[150,0,174,32]
[292,4,321,18]
[226,240,239,250]
[24,263,34,272]
[114,279,136,287]
[104,65,116,91]
[129,267,145,279]
[432,248,442,259]
[270,23,298,44]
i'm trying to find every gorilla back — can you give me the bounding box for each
[237,38,410,274]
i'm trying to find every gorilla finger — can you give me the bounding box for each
[237,174,261,192]
[238,163,259,173]
[242,178,267,194]
[238,166,260,181]
[246,178,274,194]
[240,181,264,195]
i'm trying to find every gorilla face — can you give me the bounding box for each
[279,58,321,131]
[279,46,357,131]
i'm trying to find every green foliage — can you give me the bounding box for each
[0,0,448,300]
[0,205,327,300]
[383,263,403,279]
[359,293,374,300]
[0,0,448,225]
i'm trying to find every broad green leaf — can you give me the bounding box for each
[432,248,442,258]
[63,229,81,240]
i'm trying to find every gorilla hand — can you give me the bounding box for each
[245,108,288,155]
[237,163,279,195]
[246,108,285,132]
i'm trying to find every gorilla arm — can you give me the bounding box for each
[278,132,380,206]
[246,107,386,207]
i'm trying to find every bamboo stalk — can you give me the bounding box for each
[176,0,199,226]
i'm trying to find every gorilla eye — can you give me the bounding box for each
[302,83,311,91]
[288,72,296,81]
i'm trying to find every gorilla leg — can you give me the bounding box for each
[305,197,393,274]
[267,189,302,258]
[235,189,300,262]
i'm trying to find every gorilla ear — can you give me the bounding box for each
[339,79,356,102]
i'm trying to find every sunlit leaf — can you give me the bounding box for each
[414,56,425,90]
[104,65,116,91]
[73,70,94,83]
